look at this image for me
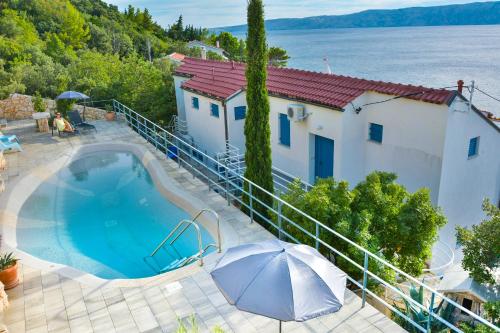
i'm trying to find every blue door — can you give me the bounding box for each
[314,135,334,179]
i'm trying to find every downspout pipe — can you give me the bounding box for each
[222,100,229,145]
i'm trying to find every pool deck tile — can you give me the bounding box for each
[0,119,406,332]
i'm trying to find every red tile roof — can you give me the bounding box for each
[175,58,456,110]
[168,52,186,62]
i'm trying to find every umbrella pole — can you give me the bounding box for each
[279,320,282,333]
[83,100,86,122]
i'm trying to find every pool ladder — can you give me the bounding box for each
[144,209,221,273]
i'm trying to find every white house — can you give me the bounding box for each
[187,41,228,60]
[173,58,500,264]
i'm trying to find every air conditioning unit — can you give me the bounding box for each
[287,104,307,122]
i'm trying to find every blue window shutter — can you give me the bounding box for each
[234,106,246,120]
[369,123,383,143]
[279,113,290,146]
[210,103,219,118]
[192,97,199,109]
[468,137,479,157]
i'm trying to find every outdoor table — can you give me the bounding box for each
[32,112,50,133]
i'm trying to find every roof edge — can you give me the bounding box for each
[453,93,500,133]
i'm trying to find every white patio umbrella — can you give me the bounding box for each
[210,239,347,332]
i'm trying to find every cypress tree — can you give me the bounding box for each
[244,0,274,218]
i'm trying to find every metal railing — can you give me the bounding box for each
[111,100,498,333]
[145,209,221,271]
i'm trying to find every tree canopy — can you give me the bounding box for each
[0,0,207,124]
[276,172,447,281]
[456,199,500,285]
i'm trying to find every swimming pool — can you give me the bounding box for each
[16,150,215,279]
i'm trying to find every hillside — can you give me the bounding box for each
[0,0,209,124]
[217,1,500,33]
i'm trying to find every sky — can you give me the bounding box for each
[104,0,493,28]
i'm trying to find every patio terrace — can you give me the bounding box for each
[0,118,405,333]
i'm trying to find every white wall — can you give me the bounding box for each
[437,97,500,252]
[266,91,450,199]
[174,76,188,121]
[268,96,344,183]
[339,95,368,187]
[357,92,449,204]
[183,91,226,156]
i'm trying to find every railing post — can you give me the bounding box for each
[315,223,320,250]
[225,165,230,206]
[249,182,254,223]
[426,291,435,332]
[278,200,283,240]
[177,144,181,168]
[361,252,369,308]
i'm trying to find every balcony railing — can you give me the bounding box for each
[109,99,498,333]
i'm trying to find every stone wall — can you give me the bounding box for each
[0,94,35,120]
[0,94,108,121]
[76,104,107,121]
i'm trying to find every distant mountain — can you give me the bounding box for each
[216,1,500,33]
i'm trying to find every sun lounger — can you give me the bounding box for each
[68,111,97,133]
[0,132,19,143]
[51,118,79,137]
[0,140,22,153]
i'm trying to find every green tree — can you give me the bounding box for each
[87,23,112,54]
[16,0,89,49]
[33,91,47,113]
[108,54,174,124]
[67,50,120,98]
[0,9,40,46]
[56,99,74,118]
[244,0,274,219]
[216,32,240,60]
[14,59,69,98]
[0,60,25,98]
[45,32,76,65]
[352,172,446,276]
[276,172,446,280]
[207,51,225,61]
[111,31,134,57]
[268,46,290,67]
[57,0,90,49]
[456,199,500,284]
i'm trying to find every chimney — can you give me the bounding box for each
[201,47,207,60]
[231,61,235,70]
[457,80,464,94]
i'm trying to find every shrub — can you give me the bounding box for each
[56,98,74,118]
[33,91,46,113]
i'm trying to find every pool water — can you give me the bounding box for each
[17,151,214,279]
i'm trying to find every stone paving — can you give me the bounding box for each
[0,119,406,333]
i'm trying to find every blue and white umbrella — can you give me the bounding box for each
[55,91,90,100]
[210,239,347,332]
